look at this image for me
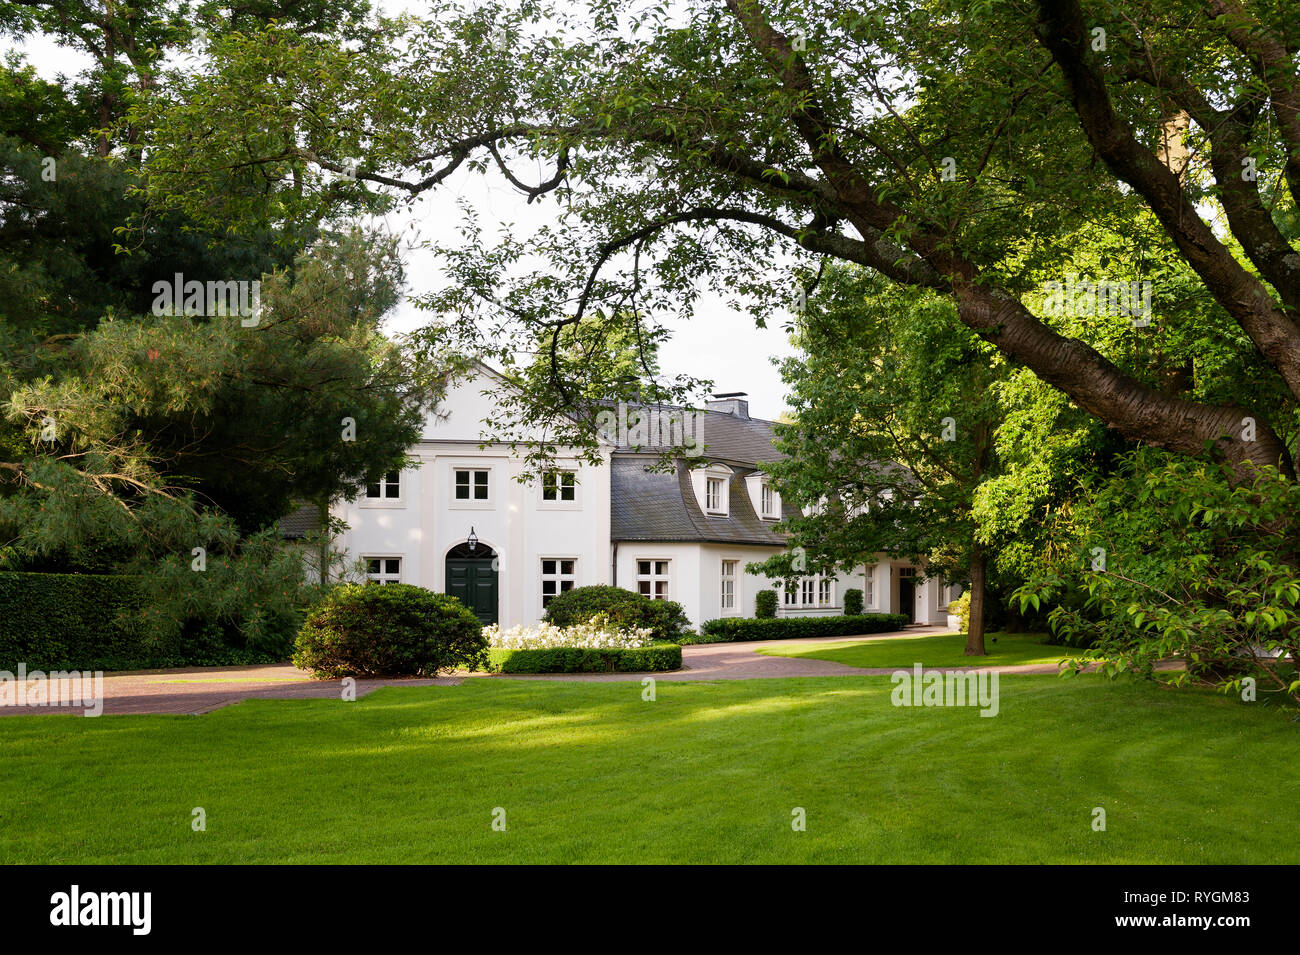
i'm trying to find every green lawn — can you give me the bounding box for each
[759,631,1075,669]
[0,675,1294,863]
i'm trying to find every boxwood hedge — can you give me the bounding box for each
[685,613,910,644]
[484,641,682,674]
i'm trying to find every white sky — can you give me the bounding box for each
[7,4,798,419]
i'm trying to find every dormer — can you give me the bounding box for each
[706,392,749,419]
[690,462,734,517]
[745,472,781,521]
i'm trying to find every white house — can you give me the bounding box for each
[313,363,955,630]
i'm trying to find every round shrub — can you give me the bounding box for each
[542,585,690,643]
[948,590,971,633]
[843,587,863,616]
[755,588,778,619]
[293,583,487,679]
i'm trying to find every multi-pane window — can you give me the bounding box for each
[760,482,776,518]
[366,471,400,499]
[365,557,401,585]
[454,469,489,501]
[720,560,737,611]
[637,560,671,600]
[705,476,726,512]
[865,566,875,606]
[542,470,576,501]
[541,558,576,608]
[785,573,833,608]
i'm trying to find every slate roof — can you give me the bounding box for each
[277,503,322,540]
[609,405,790,546]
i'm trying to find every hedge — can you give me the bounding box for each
[542,585,691,642]
[484,642,683,673]
[684,613,911,644]
[0,571,287,671]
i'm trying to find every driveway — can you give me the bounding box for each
[0,625,1070,716]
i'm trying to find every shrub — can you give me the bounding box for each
[543,585,690,642]
[948,590,971,633]
[843,588,863,616]
[293,583,487,678]
[686,613,910,644]
[754,588,778,618]
[485,642,682,673]
[0,571,289,671]
[486,617,655,650]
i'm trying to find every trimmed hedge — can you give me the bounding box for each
[484,641,682,674]
[843,588,863,616]
[542,585,691,642]
[0,571,285,671]
[754,588,778,618]
[685,613,911,644]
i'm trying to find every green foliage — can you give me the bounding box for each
[1015,453,1300,705]
[689,614,910,644]
[754,588,778,619]
[542,585,690,642]
[843,588,863,616]
[293,584,488,679]
[948,590,971,634]
[484,642,681,673]
[0,571,289,670]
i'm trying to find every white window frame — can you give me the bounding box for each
[865,565,875,608]
[705,476,727,514]
[540,556,578,612]
[784,573,835,609]
[361,470,404,508]
[363,555,403,585]
[450,465,494,509]
[636,558,672,601]
[538,468,582,510]
[760,482,779,520]
[720,559,739,615]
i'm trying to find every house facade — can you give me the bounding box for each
[329,364,955,630]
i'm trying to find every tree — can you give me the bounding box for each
[759,265,1007,654]
[131,0,1299,481]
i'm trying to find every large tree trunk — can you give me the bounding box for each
[965,541,987,656]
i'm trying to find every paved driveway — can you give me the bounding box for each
[0,625,1071,716]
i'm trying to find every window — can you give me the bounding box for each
[542,470,576,501]
[454,468,490,501]
[865,566,875,606]
[760,482,776,518]
[705,476,726,513]
[541,558,576,609]
[637,559,671,600]
[366,471,400,499]
[784,573,834,608]
[364,557,402,585]
[721,560,737,612]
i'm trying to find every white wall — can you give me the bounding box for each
[332,368,612,628]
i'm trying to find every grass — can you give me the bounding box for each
[0,674,1295,864]
[758,631,1076,669]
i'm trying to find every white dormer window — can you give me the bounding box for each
[706,476,726,513]
[760,482,779,519]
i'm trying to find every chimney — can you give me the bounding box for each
[706,392,749,419]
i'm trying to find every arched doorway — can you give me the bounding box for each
[446,542,499,625]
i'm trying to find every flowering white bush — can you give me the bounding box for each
[483,615,656,650]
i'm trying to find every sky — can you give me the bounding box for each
[6,5,801,421]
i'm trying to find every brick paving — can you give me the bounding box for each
[0,625,1079,716]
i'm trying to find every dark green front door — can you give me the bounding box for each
[446,557,498,625]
